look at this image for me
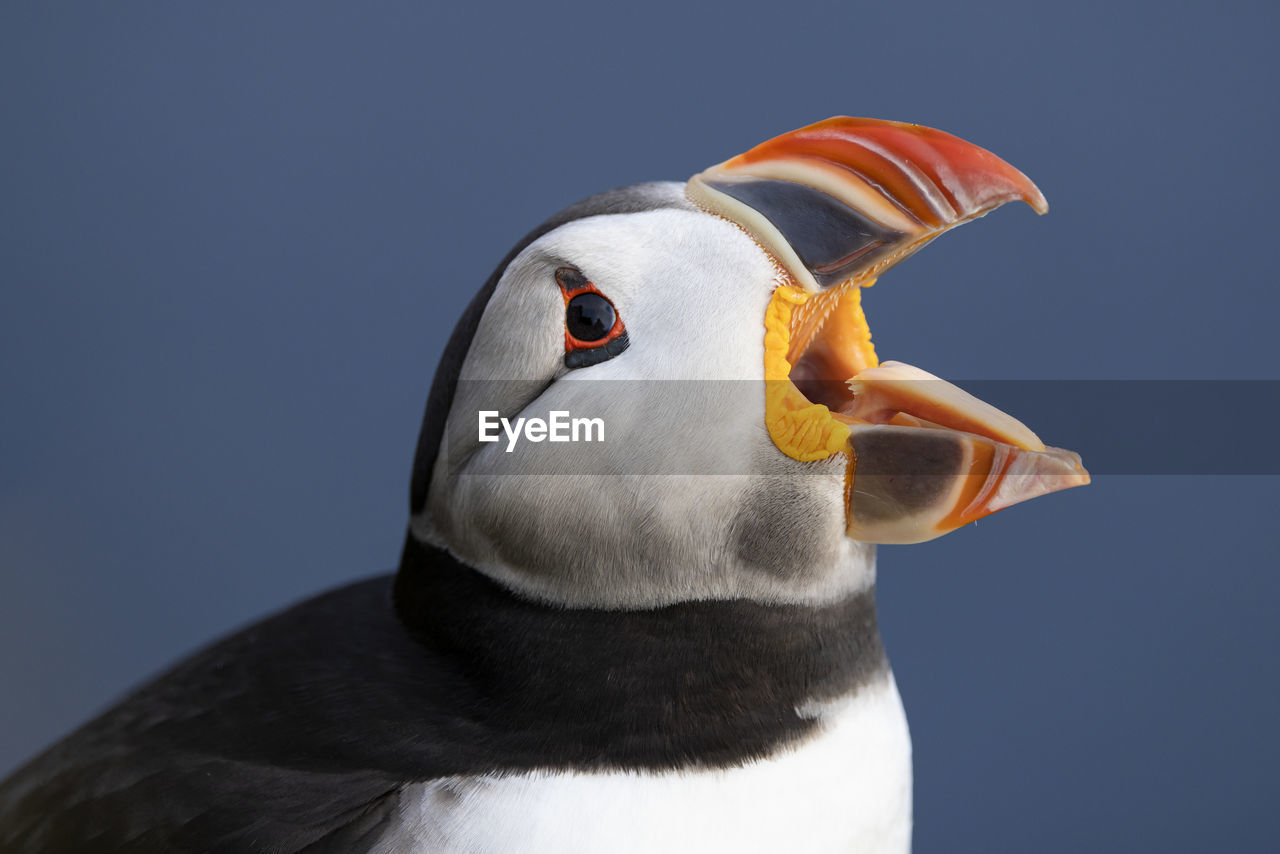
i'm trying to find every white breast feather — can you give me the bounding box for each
[373,674,912,854]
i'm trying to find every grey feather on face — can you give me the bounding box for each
[410,182,875,609]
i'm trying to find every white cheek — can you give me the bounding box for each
[615,214,778,383]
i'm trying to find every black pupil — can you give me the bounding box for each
[566,293,615,342]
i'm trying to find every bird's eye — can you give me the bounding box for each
[555,266,629,369]
[566,293,615,342]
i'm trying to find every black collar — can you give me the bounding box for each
[392,535,888,771]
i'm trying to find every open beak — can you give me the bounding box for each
[687,117,1088,544]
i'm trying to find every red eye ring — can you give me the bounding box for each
[555,267,628,366]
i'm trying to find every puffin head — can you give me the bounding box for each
[406,117,1088,609]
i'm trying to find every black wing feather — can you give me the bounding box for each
[0,577,415,853]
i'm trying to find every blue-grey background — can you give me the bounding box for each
[1,1,1276,850]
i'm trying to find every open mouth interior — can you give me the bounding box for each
[763,278,878,461]
[786,280,878,412]
[766,273,1052,463]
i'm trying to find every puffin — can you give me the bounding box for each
[0,117,1088,853]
